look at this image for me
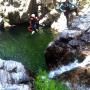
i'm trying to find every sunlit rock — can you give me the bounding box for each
[60,29,82,38]
[11,72,29,84]
[72,7,90,32]
[51,12,67,32]
[45,38,82,70]
[0,84,30,90]
[0,0,32,25]
[0,16,4,28]
[0,70,12,84]
[0,59,32,90]
[39,9,59,27]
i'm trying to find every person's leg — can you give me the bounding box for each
[75,8,79,16]
[31,23,36,34]
[64,11,69,26]
[36,22,39,30]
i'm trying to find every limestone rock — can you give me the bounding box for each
[0,59,32,90]
[0,0,32,25]
[39,9,60,27]
[71,7,90,31]
[0,16,4,28]
[60,29,82,39]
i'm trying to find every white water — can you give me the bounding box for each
[49,55,90,78]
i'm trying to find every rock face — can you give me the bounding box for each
[39,9,60,27]
[0,59,32,90]
[0,0,56,27]
[0,0,38,27]
[0,0,32,25]
[45,5,90,90]
[45,7,90,73]
[45,37,85,70]
[0,16,4,29]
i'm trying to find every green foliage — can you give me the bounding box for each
[34,69,69,90]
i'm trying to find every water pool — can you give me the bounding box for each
[0,23,53,72]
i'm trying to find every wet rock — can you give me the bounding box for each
[45,39,81,70]
[81,33,90,43]
[0,59,32,90]
[0,0,32,25]
[48,55,90,89]
[58,66,90,87]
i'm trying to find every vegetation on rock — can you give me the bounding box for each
[34,69,69,90]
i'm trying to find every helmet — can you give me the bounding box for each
[31,14,35,17]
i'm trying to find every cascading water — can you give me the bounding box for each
[49,55,90,78]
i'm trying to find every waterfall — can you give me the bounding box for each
[49,55,90,78]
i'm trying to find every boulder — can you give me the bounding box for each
[0,59,32,90]
[0,0,32,25]
[45,38,82,70]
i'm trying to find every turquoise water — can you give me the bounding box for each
[0,23,53,72]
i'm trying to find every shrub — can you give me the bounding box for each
[34,69,69,90]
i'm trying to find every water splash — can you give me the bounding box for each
[49,55,90,78]
[48,60,79,78]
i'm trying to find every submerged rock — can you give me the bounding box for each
[0,59,32,90]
